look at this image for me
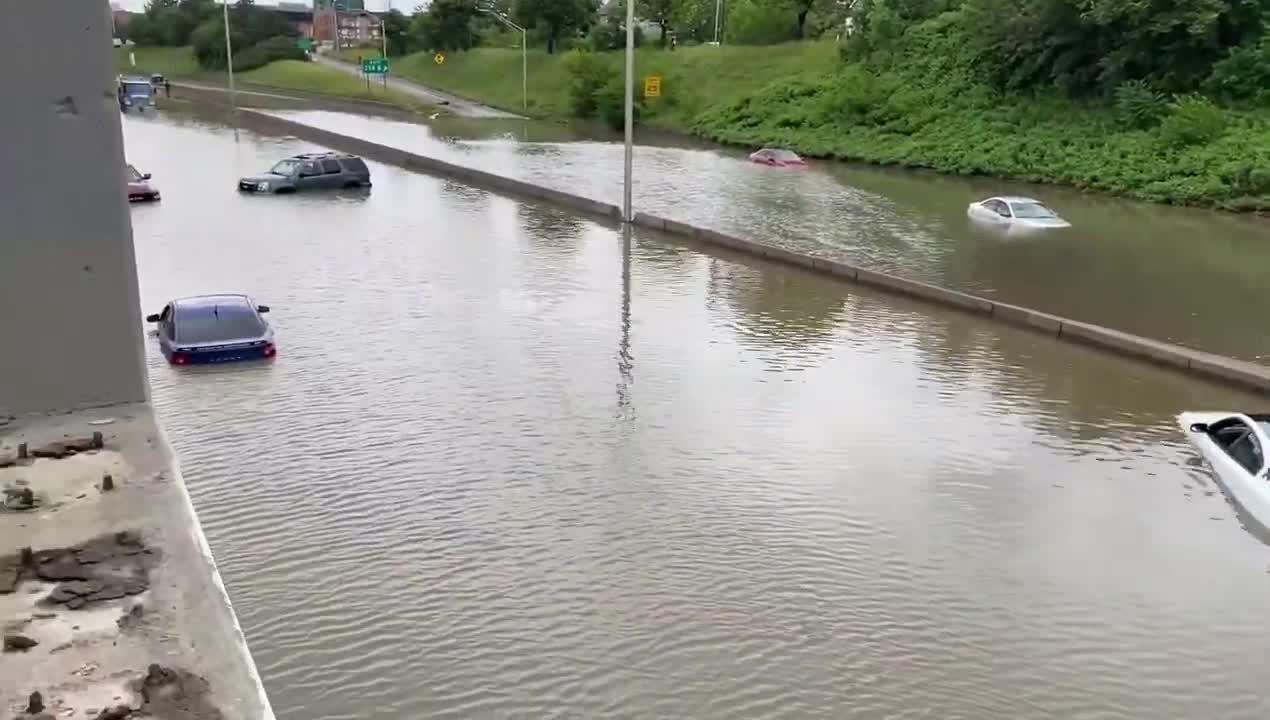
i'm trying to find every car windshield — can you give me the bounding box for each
[1009,201,1057,219]
[762,148,800,161]
[175,304,264,344]
[124,82,151,97]
[270,160,300,176]
[126,165,142,182]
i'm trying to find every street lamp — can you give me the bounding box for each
[622,0,634,222]
[222,0,237,111]
[712,0,722,43]
[476,4,527,112]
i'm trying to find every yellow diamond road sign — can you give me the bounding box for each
[434,53,446,65]
[643,75,661,98]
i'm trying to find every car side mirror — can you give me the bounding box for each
[256,305,270,313]
[142,173,152,180]
[145,313,161,323]
[1189,422,1209,433]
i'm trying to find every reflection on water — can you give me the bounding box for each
[125,111,1270,720]
[267,108,1270,362]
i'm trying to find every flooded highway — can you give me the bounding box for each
[124,108,1270,720]
[269,109,1270,363]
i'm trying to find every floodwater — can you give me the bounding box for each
[266,108,1270,363]
[124,108,1270,720]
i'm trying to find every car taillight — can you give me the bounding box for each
[171,352,187,365]
[263,343,276,357]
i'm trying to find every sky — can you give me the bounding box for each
[114,1,403,11]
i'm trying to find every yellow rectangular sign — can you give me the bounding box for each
[643,75,662,98]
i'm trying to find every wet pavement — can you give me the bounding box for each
[265,109,1270,363]
[124,108,1270,720]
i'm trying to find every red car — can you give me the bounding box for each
[127,164,160,202]
[748,147,807,167]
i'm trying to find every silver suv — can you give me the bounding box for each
[237,152,371,194]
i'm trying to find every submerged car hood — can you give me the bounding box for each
[241,172,287,183]
[1014,217,1072,228]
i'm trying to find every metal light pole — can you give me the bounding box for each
[478,5,528,112]
[622,0,634,222]
[377,15,388,88]
[222,0,237,111]
[712,0,722,43]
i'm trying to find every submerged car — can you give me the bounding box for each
[117,75,154,112]
[237,152,371,194]
[749,147,807,167]
[1180,412,1270,527]
[967,196,1071,229]
[127,164,160,202]
[146,294,276,365]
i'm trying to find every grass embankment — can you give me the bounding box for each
[113,47,430,110]
[341,42,1270,210]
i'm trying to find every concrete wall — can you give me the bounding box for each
[0,1,148,417]
[232,109,1270,394]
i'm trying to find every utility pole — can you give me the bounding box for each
[477,4,527,111]
[622,0,634,222]
[222,0,237,111]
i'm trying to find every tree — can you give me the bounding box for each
[515,0,596,53]
[634,0,674,46]
[383,8,412,55]
[410,0,480,51]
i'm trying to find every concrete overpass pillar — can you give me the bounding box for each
[0,0,148,417]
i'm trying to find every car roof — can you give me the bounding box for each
[994,196,1045,204]
[287,151,361,161]
[171,294,255,311]
[119,75,149,83]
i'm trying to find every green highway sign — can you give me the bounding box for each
[362,57,389,75]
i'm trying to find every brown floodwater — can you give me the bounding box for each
[262,108,1270,363]
[124,108,1270,720]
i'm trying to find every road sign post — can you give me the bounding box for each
[361,57,389,92]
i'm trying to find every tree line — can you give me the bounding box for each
[127,0,305,71]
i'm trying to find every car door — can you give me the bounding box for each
[986,199,1011,222]
[320,158,347,188]
[1202,416,1270,518]
[157,304,176,355]
[295,160,325,190]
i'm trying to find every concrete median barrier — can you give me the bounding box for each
[227,110,1270,394]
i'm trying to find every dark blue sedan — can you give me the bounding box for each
[146,294,276,365]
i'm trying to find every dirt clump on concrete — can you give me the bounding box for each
[0,530,157,610]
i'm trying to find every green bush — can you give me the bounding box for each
[725,0,800,44]
[233,36,307,72]
[1113,80,1167,128]
[563,49,610,116]
[1159,94,1227,146]
[1204,39,1270,102]
[588,16,644,51]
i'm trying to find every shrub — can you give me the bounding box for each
[563,49,610,117]
[1204,40,1270,103]
[233,36,307,73]
[1113,80,1167,129]
[1158,94,1227,146]
[588,15,644,51]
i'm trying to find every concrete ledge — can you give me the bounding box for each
[1,404,274,719]
[855,268,995,314]
[225,110,1270,394]
[991,302,1064,336]
[1059,320,1193,371]
[237,109,622,226]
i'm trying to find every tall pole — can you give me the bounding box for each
[713,0,722,42]
[478,6,528,112]
[380,16,388,88]
[223,0,237,111]
[622,0,634,223]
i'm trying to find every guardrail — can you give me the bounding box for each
[233,108,1270,395]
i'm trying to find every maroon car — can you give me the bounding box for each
[127,164,160,202]
[749,147,807,167]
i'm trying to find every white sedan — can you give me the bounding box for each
[967,196,1071,229]
[1179,412,1270,527]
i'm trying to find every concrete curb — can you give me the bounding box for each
[237,109,623,224]
[234,111,1270,395]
